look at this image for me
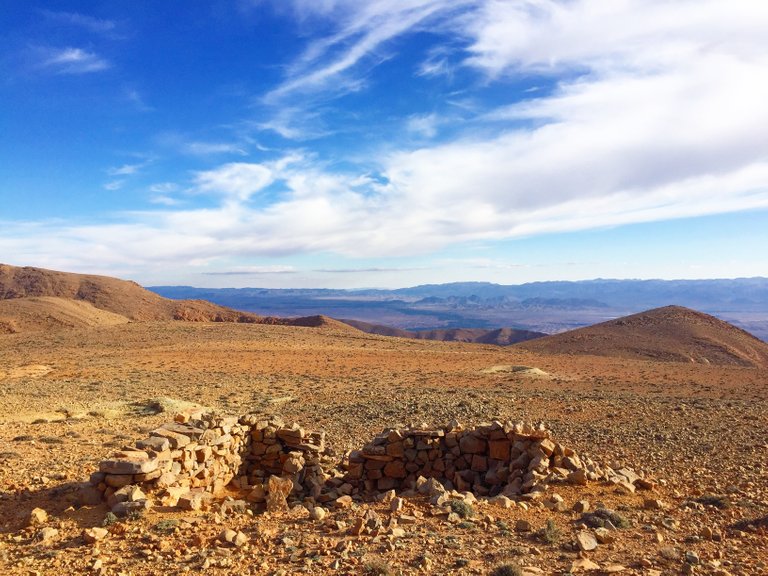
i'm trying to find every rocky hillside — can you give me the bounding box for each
[0,264,356,334]
[518,305,768,368]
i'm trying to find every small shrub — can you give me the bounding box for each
[580,508,631,529]
[731,515,768,531]
[541,518,561,544]
[362,558,394,576]
[457,520,476,530]
[696,495,731,509]
[39,436,64,444]
[449,499,474,519]
[154,519,179,534]
[489,563,523,576]
[127,509,145,522]
[102,512,119,527]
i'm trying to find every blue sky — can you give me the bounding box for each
[2,1,768,288]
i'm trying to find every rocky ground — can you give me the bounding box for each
[0,322,766,575]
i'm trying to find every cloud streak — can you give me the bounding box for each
[36,47,110,74]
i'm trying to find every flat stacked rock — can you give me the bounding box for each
[239,415,331,506]
[88,413,644,515]
[89,410,332,515]
[345,420,605,497]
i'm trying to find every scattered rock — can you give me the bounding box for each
[29,507,48,526]
[576,530,599,551]
[515,519,533,532]
[573,500,590,513]
[571,557,600,572]
[83,527,109,544]
[37,527,58,544]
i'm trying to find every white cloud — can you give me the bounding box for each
[262,0,474,114]
[37,47,110,74]
[193,162,275,202]
[406,113,440,138]
[184,142,248,156]
[125,89,154,112]
[149,195,181,206]
[6,1,768,276]
[103,180,125,191]
[157,133,249,156]
[108,163,144,176]
[149,183,179,194]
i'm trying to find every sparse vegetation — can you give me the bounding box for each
[102,512,119,527]
[540,518,561,544]
[362,559,394,576]
[1,263,767,575]
[580,507,631,529]
[489,563,523,576]
[12,435,34,442]
[153,519,179,534]
[449,499,474,519]
[696,494,731,509]
[38,436,64,444]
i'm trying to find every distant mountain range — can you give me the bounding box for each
[2,264,767,365]
[150,278,768,341]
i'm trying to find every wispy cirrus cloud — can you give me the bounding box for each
[108,162,146,177]
[264,1,451,102]
[40,10,117,35]
[157,132,249,156]
[36,46,110,74]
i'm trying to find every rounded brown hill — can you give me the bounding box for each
[518,305,768,368]
[0,263,262,326]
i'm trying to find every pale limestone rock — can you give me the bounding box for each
[266,475,293,512]
[577,530,599,551]
[83,527,109,544]
[29,507,48,526]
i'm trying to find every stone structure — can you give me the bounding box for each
[90,410,333,514]
[345,420,596,498]
[90,412,624,515]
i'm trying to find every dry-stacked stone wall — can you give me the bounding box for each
[345,420,591,498]
[90,410,332,514]
[90,412,615,516]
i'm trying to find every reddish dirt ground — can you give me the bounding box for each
[1,321,766,575]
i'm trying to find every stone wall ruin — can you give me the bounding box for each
[89,410,624,516]
[346,420,593,498]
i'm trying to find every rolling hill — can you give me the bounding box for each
[340,318,545,345]
[0,264,357,334]
[518,305,768,368]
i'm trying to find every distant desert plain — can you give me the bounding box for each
[0,264,766,575]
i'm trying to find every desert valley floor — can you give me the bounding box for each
[0,320,766,575]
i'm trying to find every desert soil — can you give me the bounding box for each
[0,322,766,575]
